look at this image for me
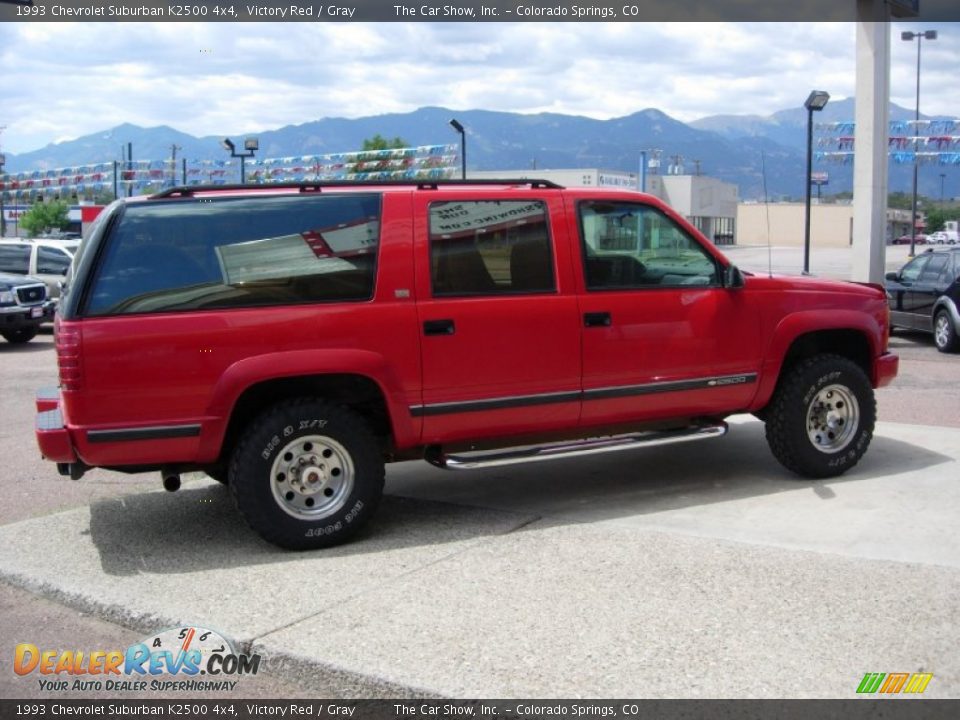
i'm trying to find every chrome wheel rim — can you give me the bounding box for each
[935,314,950,349]
[806,384,859,454]
[270,435,354,519]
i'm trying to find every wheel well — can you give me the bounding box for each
[780,330,872,380]
[217,374,393,466]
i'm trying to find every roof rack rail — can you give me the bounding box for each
[148,178,565,199]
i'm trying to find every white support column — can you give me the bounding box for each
[852,1,891,283]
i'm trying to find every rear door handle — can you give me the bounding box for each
[584,312,611,328]
[424,319,455,336]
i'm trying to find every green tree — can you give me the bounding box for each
[925,208,946,234]
[887,192,915,211]
[361,134,408,151]
[925,206,960,234]
[19,200,70,236]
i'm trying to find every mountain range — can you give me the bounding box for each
[4,99,958,200]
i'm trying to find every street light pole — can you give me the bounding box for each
[902,30,937,257]
[803,90,830,275]
[449,118,466,180]
[221,137,259,184]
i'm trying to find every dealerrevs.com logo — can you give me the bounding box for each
[14,626,261,693]
[857,672,933,695]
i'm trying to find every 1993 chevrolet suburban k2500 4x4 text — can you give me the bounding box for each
[35,180,898,549]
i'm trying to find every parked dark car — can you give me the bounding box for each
[0,270,51,344]
[886,247,960,353]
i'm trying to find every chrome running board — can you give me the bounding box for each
[425,422,727,470]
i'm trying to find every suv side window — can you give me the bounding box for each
[37,246,72,275]
[85,194,381,316]
[429,200,555,296]
[0,244,30,274]
[899,255,929,284]
[578,201,718,290]
[919,253,949,284]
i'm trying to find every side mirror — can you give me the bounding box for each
[723,264,745,289]
[885,272,899,282]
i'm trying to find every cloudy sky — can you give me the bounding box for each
[1,21,958,155]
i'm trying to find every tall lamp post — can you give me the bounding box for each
[449,118,466,180]
[221,137,259,184]
[0,151,6,237]
[902,29,937,257]
[803,90,830,275]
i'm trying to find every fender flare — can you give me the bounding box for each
[752,310,882,411]
[198,349,419,459]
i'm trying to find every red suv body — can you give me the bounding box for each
[36,181,898,548]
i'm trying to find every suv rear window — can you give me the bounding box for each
[429,200,555,296]
[84,194,380,316]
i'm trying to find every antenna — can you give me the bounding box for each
[761,150,772,278]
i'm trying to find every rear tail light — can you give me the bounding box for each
[55,318,83,392]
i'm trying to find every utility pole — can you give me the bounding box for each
[0,125,6,237]
[169,144,181,188]
[126,142,133,197]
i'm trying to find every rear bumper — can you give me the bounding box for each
[35,388,78,464]
[874,352,899,389]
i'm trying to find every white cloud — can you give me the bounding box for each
[0,21,958,154]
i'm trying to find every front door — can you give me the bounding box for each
[572,200,761,426]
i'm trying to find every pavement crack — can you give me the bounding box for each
[251,518,536,647]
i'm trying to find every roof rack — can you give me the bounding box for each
[148,178,564,200]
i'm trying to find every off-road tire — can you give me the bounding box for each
[764,354,876,479]
[1,327,38,344]
[934,309,959,353]
[203,464,229,484]
[229,398,384,550]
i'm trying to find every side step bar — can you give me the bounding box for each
[425,422,727,471]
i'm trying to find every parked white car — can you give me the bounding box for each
[0,238,80,302]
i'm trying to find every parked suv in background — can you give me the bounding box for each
[0,270,49,343]
[886,247,960,353]
[0,238,80,303]
[35,180,898,549]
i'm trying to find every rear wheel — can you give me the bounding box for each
[229,398,384,550]
[764,354,876,479]
[1,328,38,344]
[934,310,959,353]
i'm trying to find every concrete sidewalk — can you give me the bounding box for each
[1,417,958,698]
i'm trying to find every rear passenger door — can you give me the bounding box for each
[413,193,581,444]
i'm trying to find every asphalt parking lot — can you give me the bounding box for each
[1,245,958,699]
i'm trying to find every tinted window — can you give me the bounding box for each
[0,245,30,274]
[85,194,380,316]
[899,255,929,284]
[579,201,718,290]
[942,253,960,284]
[919,254,949,284]
[37,246,73,275]
[429,200,555,296]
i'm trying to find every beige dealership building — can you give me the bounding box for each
[736,202,915,248]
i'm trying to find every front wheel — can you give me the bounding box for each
[764,354,876,479]
[934,310,959,353]
[229,399,384,550]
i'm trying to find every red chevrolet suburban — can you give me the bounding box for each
[35,180,898,549]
